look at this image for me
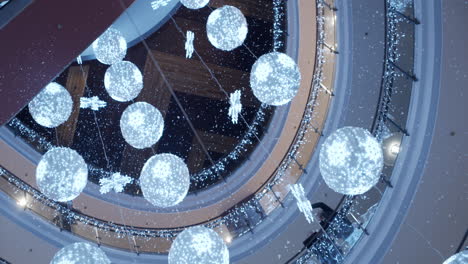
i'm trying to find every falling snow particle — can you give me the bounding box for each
[80,96,107,111]
[185,31,195,59]
[99,172,133,194]
[228,90,242,124]
[290,183,315,224]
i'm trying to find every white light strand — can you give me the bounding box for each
[99,172,133,194]
[185,30,195,59]
[290,183,315,224]
[228,90,242,124]
[80,96,107,111]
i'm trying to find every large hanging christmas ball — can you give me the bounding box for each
[206,5,248,51]
[120,102,164,149]
[104,61,143,102]
[443,250,468,264]
[181,0,209,9]
[140,153,190,208]
[169,226,229,264]
[319,127,383,195]
[28,82,73,128]
[92,27,127,65]
[36,147,88,202]
[50,242,110,264]
[250,52,301,106]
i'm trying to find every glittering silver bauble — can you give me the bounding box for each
[140,153,190,208]
[120,102,164,149]
[92,28,127,65]
[319,127,383,195]
[104,61,143,102]
[36,147,88,202]
[443,250,468,264]
[181,0,209,9]
[28,82,73,128]
[50,242,110,264]
[207,5,248,51]
[169,226,229,264]
[250,52,301,106]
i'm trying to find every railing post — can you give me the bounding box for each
[386,116,410,136]
[389,60,418,81]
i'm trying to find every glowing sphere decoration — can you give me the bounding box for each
[181,0,209,9]
[36,147,88,202]
[120,102,164,149]
[443,250,468,264]
[207,5,248,51]
[319,127,384,195]
[140,153,190,208]
[104,61,143,102]
[28,82,73,128]
[250,52,301,106]
[92,27,127,65]
[169,226,229,264]
[50,242,110,264]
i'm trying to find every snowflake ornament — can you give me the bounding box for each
[169,226,229,264]
[290,183,315,224]
[80,96,107,111]
[99,172,133,194]
[185,31,195,59]
[228,90,242,124]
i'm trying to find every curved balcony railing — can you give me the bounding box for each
[292,0,419,263]
[0,0,336,255]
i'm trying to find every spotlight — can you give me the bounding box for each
[17,198,27,207]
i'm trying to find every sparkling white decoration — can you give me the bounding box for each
[290,183,315,224]
[99,172,133,194]
[250,52,301,106]
[185,30,195,59]
[206,5,248,51]
[151,0,171,10]
[319,127,384,195]
[50,242,110,264]
[92,28,127,65]
[443,250,468,264]
[104,61,143,102]
[181,0,209,9]
[80,96,107,111]
[36,147,88,202]
[169,226,229,264]
[140,153,190,208]
[228,90,242,124]
[76,55,82,65]
[28,82,73,128]
[120,102,164,149]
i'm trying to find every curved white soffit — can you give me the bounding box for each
[79,0,181,60]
